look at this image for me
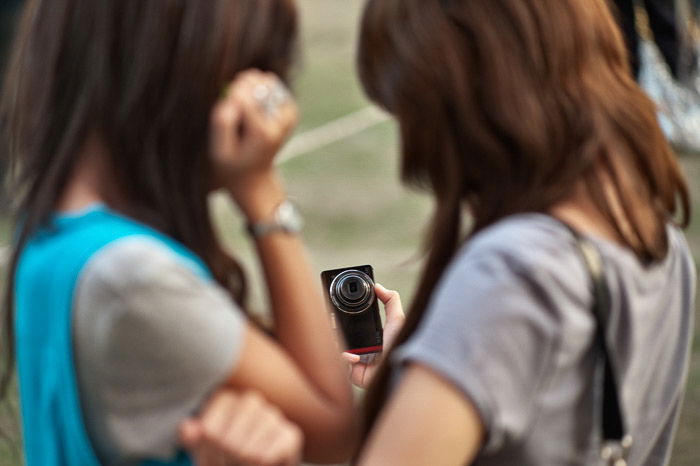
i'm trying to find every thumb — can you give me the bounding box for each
[342,352,361,364]
[178,418,203,449]
[375,283,404,323]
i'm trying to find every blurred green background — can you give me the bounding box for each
[1,0,699,464]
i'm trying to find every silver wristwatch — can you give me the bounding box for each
[246,200,303,238]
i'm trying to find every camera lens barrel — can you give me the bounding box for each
[329,270,376,314]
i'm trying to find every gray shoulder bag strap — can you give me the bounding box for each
[564,224,634,465]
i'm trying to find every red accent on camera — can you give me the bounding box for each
[347,345,383,355]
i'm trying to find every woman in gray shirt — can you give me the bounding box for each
[350,0,695,465]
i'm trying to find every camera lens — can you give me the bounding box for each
[329,270,375,314]
[340,277,364,301]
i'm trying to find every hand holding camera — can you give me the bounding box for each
[342,284,405,389]
[321,265,405,389]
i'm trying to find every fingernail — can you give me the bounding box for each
[179,419,200,445]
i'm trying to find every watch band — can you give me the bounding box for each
[246,200,303,238]
[246,221,293,237]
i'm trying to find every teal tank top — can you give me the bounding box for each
[15,205,207,465]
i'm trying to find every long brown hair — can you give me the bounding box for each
[358,0,689,435]
[0,0,297,405]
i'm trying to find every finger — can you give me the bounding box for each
[210,96,244,164]
[342,352,367,385]
[262,72,298,133]
[179,418,204,450]
[236,409,281,464]
[239,73,296,137]
[223,391,268,449]
[375,283,404,319]
[275,96,299,140]
[232,79,270,141]
[349,360,373,389]
[233,84,286,163]
[375,284,405,349]
[180,423,223,466]
[341,352,361,364]
[200,391,240,446]
[259,424,304,466]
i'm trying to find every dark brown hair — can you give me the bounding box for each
[0,0,297,405]
[357,0,689,435]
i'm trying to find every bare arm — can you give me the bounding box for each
[208,70,355,463]
[357,363,485,466]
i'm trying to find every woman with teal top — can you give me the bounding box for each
[0,0,360,464]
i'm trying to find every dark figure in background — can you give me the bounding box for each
[612,0,680,78]
[0,0,22,212]
[0,1,22,68]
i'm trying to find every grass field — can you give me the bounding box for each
[1,0,699,464]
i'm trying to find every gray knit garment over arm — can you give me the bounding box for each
[73,237,247,465]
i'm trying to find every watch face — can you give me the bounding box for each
[277,201,303,233]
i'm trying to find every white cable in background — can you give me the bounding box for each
[278,106,390,163]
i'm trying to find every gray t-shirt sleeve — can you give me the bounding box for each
[73,236,247,464]
[393,216,694,465]
[393,237,572,454]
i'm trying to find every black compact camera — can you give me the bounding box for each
[321,265,383,357]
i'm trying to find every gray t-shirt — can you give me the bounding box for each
[73,236,247,465]
[394,214,695,465]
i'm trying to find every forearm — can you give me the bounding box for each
[230,173,353,411]
[255,236,349,397]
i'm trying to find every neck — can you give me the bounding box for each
[549,168,655,250]
[550,192,620,242]
[56,134,126,213]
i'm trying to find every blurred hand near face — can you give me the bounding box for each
[180,389,303,466]
[209,69,298,213]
